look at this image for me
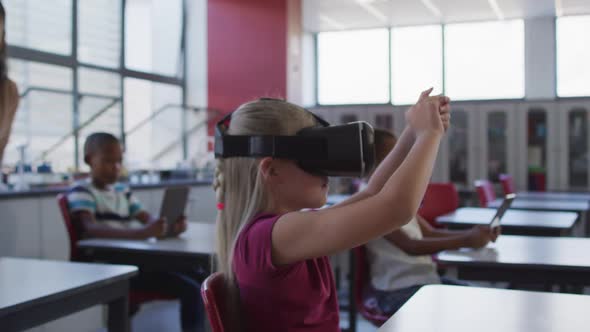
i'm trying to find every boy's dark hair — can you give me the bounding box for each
[84,132,120,158]
[374,128,398,165]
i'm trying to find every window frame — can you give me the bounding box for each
[314,20,532,107]
[555,15,590,99]
[315,27,393,107]
[6,0,188,170]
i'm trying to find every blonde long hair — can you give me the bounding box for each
[212,98,316,293]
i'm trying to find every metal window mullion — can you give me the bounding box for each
[122,68,183,86]
[388,28,392,105]
[77,62,122,74]
[181,0,188,159]
[7,46,75,67]
[120,0,127,148]
[442,24,446,96]
[314,33,319,106]
[72,0,80,171]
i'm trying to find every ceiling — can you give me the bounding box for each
[303,0,590,32]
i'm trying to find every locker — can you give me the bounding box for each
[558,100,590,190]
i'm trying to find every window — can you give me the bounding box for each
[125,0,183,76]
[4,0,72,55]
[557,15,590,97]
[78,0,121,68]
[77,68,122,170]
[6,60,75,172]
[444,20,524,100]
[391,25,442,105]
[317,29,389,105]
[124,78,183,170]
[4,1,189,172]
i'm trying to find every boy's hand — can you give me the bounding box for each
[171,216,188,237]
[464,225,492,249]
[142,218,167,238]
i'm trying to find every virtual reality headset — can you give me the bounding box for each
[214,107,376,177]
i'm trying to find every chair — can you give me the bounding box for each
[353,246,388,327]
[418,183,459,227]
[202,272,235,332]
[57,193,82,261]
[56,193,173,312]
[499,174,516,195]
[474,180,496,207]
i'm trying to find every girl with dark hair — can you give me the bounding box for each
[0,2,20,168]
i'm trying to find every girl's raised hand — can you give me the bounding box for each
[405,88,444,137]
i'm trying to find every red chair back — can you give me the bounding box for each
[202,272,234,332]
[57,193,80,261]
[353,246,389,326]
[499,174,515,195]
[475,180,496,207]
[418,183,459,227]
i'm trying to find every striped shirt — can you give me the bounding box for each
[67,180,144,229]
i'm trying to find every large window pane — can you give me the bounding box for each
[124,78,183,170]
[391,25,442,105]
[4,0,72,55]
[78,68,122,171]
[445,20,524,100]
[6,60,74,172]
[557,15,590,97]
[318,29,389,105]
[125,0,183,76]
[78,0,121,68]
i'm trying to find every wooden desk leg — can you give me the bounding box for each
[107,294,129,332]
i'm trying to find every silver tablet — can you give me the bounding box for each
[490,193,516,229]
[159,186,190,236]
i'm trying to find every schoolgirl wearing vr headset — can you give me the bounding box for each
[213,88,450,331]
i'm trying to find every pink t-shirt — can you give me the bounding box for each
[233,213,340,332]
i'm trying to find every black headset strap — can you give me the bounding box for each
[214,104,330,159]
[215,135,326,159]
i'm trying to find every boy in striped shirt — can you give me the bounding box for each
[68,132,185,238]
[67,132,204,332]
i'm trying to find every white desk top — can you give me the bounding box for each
[0,257,137,314]
[77,222,216,256]
[436,207,578,230]
[436,235,590,271]
[378,285,590,332]
[516,191,590,201]
[488,198,590,212]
